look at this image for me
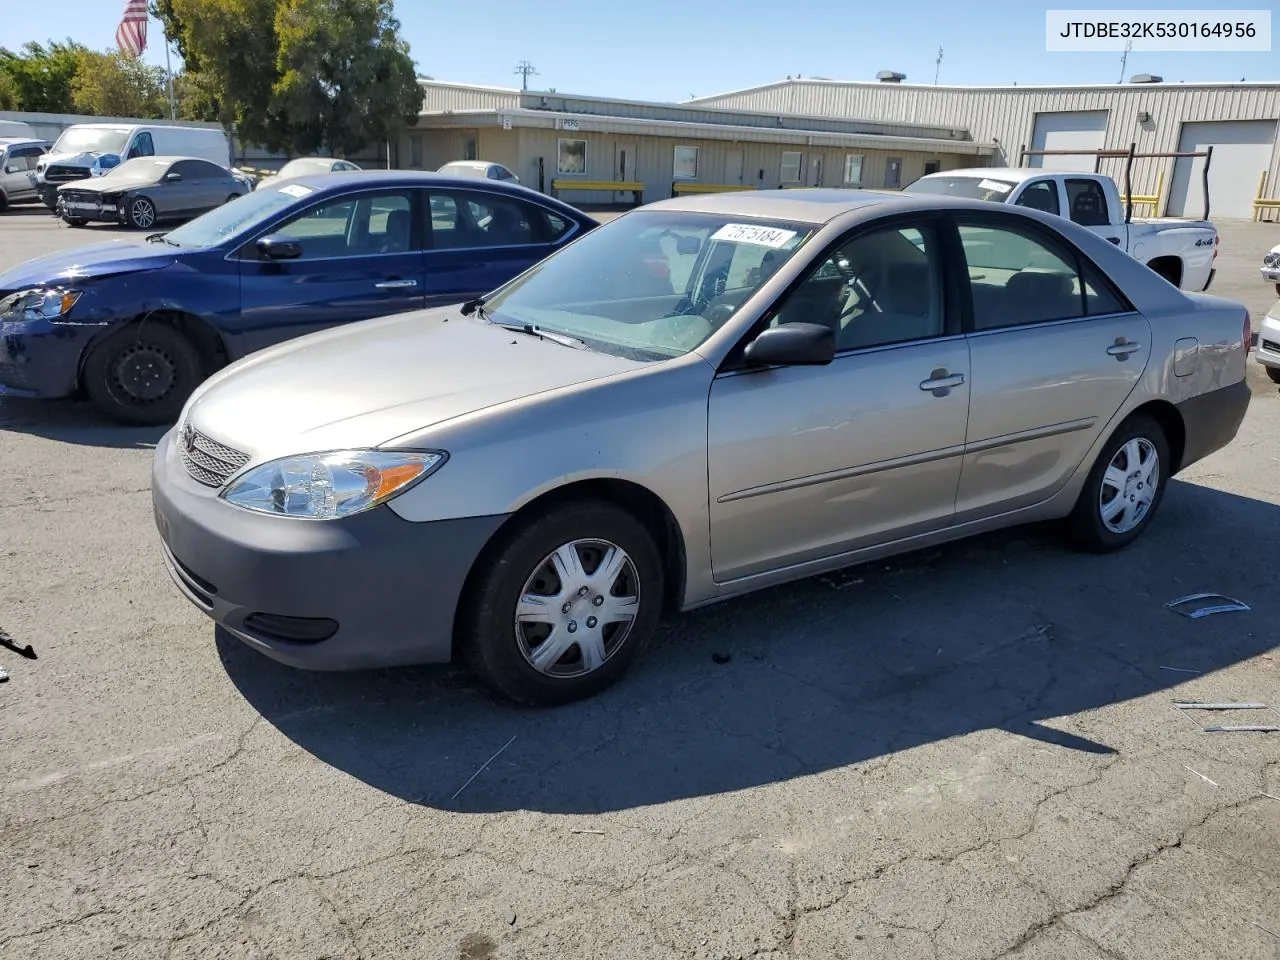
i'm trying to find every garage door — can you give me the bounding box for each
[1029,111,1110,171]
[1167,120,1278,220]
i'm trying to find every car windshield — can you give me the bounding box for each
[482,210,815,361]
[904,175,1019,202]
[163,184,307,248]
[101,157,170,180]
[53,127,130,156]
[278,158,333,177]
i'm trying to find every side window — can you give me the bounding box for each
[8,148,39,171]
[1082,265,1128,316]
[273,190,416,258]
[128,132,155,159]
[1065,178,1109,226]
[426,189,537,249]
[173,159,219,180]
[957,222,1087,330]
[772,222,943,352]
[1015,180,1061,216]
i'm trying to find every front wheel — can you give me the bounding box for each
[63,217,87,227]
[1064,413,1170,552]
[83,323,203,425]
[126,195,157,230]
[459,500,664,706]
[1274,282,1280,297]
[1266,366,1280,385]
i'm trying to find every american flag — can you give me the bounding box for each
[116,0,148,59]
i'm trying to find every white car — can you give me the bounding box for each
[438,160,520,184]
[1255,301,1280,384]
[254,157,363,190]
[1261,244,1280,295]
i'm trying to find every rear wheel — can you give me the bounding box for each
[458,500,664,706]
[126,195,157,230]
[63,216,87,227]
[83,323,203,425]
[1267,366,1280,385]
[1065,413,1169,552]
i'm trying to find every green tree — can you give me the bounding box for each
[153,0,420,155]
[0,41,85,113]
[0,69,20,110]
[71,50,169,119]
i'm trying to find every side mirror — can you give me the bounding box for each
[3,166,13,174]
[164,172,182,181]
[256,234,303,260]
[676,235,701,256]
[744,322,835,367]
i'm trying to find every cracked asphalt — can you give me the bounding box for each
[1,206,1279,959]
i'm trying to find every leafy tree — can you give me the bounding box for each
[71,50,169,119]
[0,41,85,113]
[0,69,20,110]
[153,0,420,155]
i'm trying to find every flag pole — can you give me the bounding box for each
[161,20,176,120]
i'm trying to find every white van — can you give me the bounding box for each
[34,123,232,208]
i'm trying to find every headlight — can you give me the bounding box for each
[220,449,445,519]
[0,288,82,322]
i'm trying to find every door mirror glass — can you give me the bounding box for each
[744,322,835,366]
[256,234,304,260]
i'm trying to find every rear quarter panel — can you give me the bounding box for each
[1129,221,1216,290]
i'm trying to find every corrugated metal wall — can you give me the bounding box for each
[690,81,1280,211]
[418,82,521,113]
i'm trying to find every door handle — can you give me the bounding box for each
[375,279,418,290]
[919,370,965,394]
[1107,339,1142,358]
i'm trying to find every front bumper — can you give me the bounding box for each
[57,195,123,223]
[150,427,508,670]
[1255,314,1280,370]
[0,316,98,398]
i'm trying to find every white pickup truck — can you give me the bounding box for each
[904,168,1218,293]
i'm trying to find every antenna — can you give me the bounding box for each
[934,47,944,85]
[1118,39,1132,83]
[514,60,539,91]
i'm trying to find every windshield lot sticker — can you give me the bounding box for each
[711,224,798,247]
[279,183,314,198]
[978,179,1013,193]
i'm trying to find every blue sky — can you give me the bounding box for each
[2,0,1276,102]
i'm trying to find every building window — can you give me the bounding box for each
[558,138,586,175]
[924,159,940,176]
[843,154,863,184]
[673,145,698,180]
[885,157,903,188]
[781,151,803,183]
[409,135,423,168]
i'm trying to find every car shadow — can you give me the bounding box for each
[0,396,166,449]
[219,478,1276,814]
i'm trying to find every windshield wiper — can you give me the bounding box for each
[145,232,179,247]
[491,318,586,350]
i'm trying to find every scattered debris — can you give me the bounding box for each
[1172,701,1267,710]
[569,828,605,835]
[1203,725,1280,733]
[1181,764,1218,787]
[1166,593,1250,619]
[0,627,36,659]
[1261,793,1280,803]
[1173,700,1280,733]
[506,911,517,926]
[1159,665,1201,674]
[711,652,732,665]
[450,735,517,802]
[0,667,7,683]
[1252,920,1280,941]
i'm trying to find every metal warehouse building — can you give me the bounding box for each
[404,81,997,206]
[690,77,1280,221]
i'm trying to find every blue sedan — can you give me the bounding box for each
[0,171,598,424]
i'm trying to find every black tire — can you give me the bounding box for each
[1267,366,1280,385]
[458,500,664,706]
[1064,413,1170,553]
[83,323,203,425]
[1274,282,1280,297]
[225,194,240,204]
[63,217,87,227]
[0,192,8,213]
[125,195,157,230]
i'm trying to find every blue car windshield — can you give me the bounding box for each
[164,186,309,248]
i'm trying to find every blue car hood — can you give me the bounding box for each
[0,239,179,291]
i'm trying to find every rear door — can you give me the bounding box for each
[952,212,1150,520]
[421,186,579,306]
[2,145,44,201]
[168,159,228,217]
[1064,177,1126,248]
[236,186,426,352]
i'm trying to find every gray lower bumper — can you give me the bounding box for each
[151,428,508,670]
[1175,378,1251,472]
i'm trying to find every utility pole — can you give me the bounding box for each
[514,61,538,91]
[934,47,943,85]
[1118,39,1132,83]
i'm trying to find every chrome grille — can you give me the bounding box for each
[44,164,89,183]
[1261,338,1280,355]
[179,422,250,487]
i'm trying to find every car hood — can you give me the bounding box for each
[0,239,177,291]
[183,307,651,460]
[59,169,161,193]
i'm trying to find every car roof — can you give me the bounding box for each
[0,137,48,148]
[913,167,1079,184]
[440,160,493,169]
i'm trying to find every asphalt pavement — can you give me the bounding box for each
[1,202,1278,960]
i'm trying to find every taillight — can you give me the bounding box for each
[1244,311,1253,355]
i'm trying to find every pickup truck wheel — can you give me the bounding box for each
[83,323,202,425]
[1266,367,1280,385]
[458,500,664,707]
[1065,413,1169,553]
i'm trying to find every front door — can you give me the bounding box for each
[237,187,426,352]
[725,149,744,185]
[614,138,637,182]
[1,144,43,201]
[1064,177,1125,246]
[952,215,1150,520]
[422,186,575,306]
[708,217,970,582]
[810,155,823,187]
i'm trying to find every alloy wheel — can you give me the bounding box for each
[1098,437,1159,534]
